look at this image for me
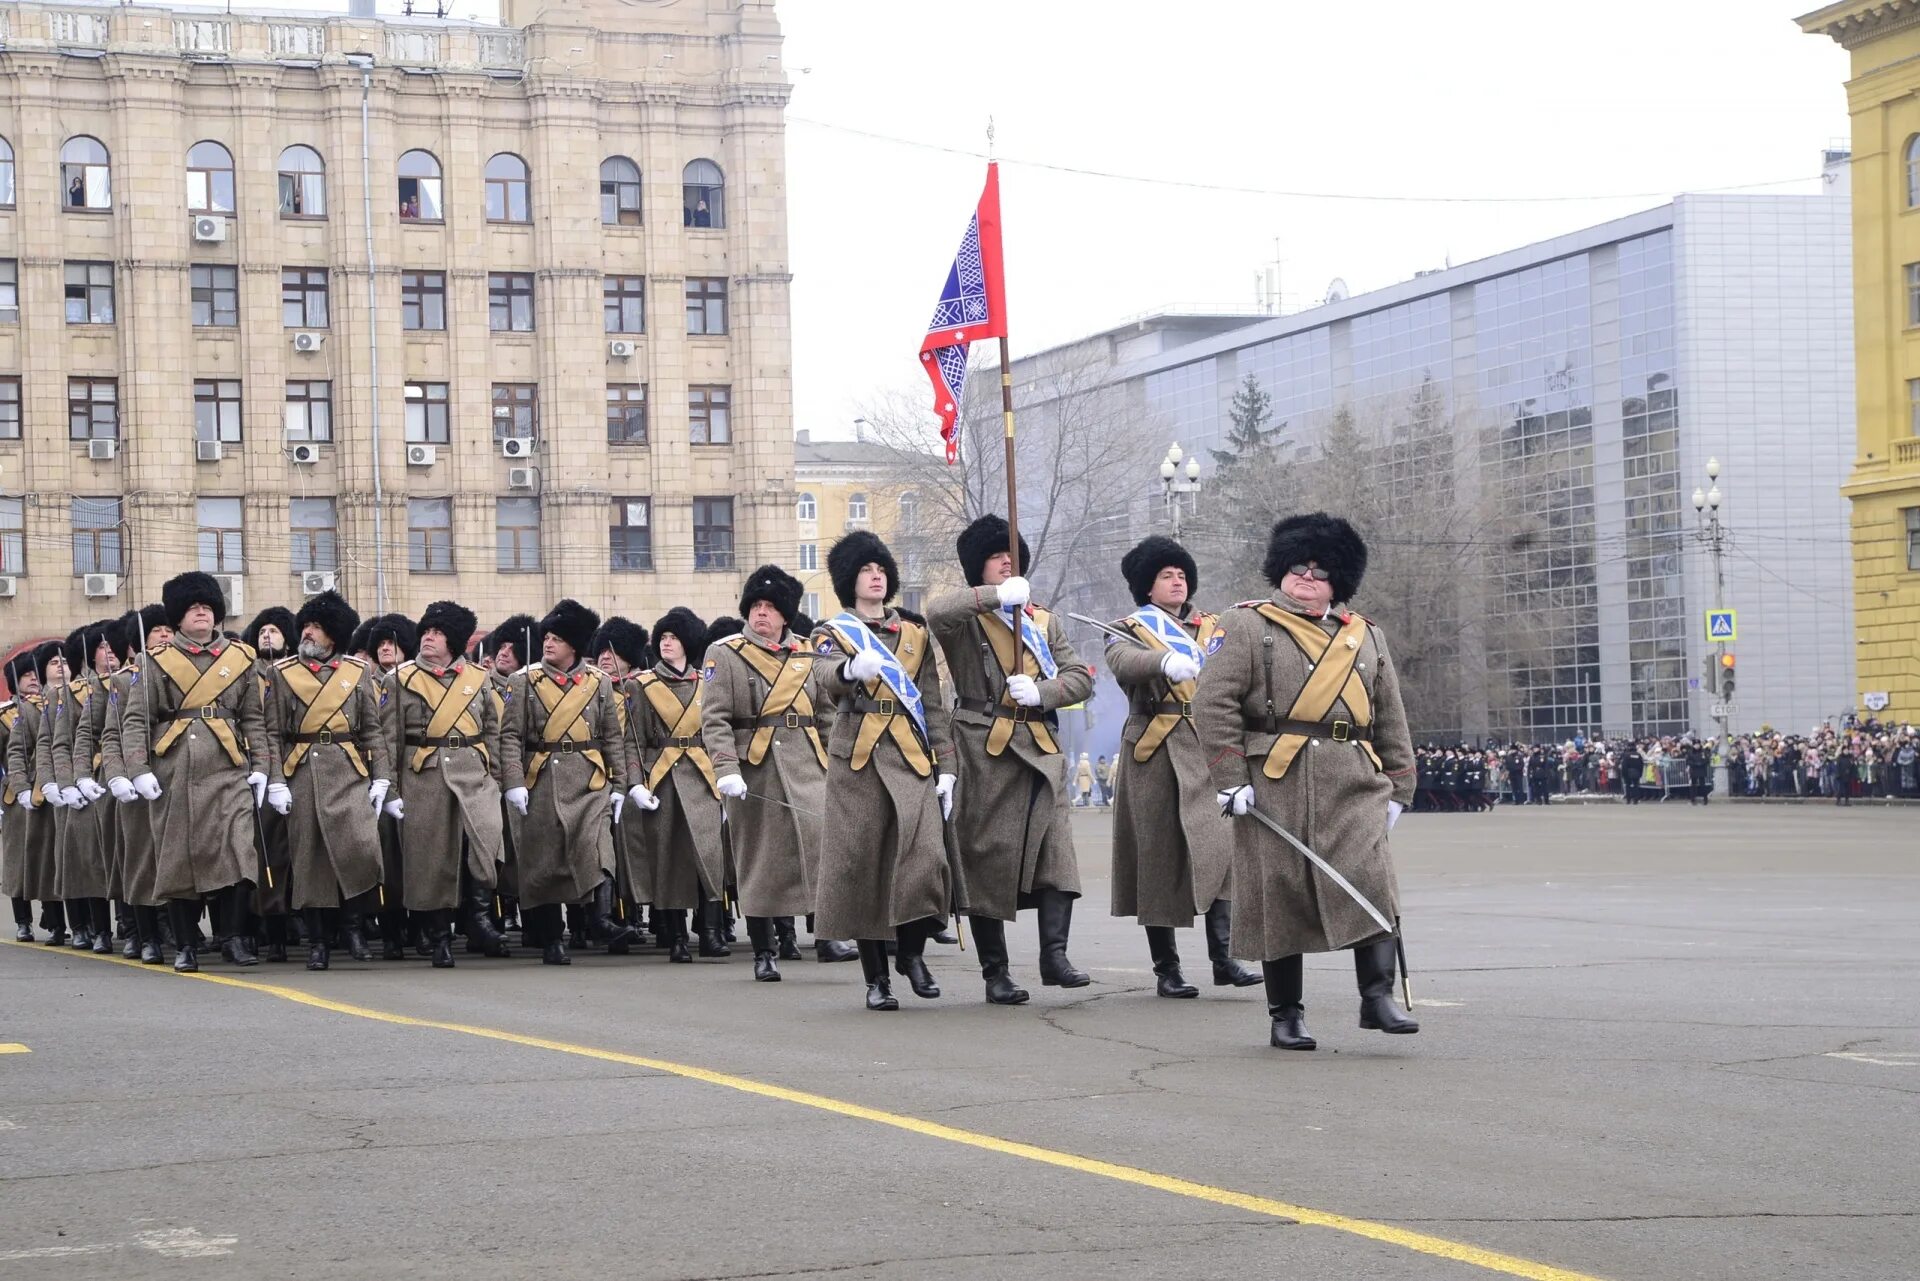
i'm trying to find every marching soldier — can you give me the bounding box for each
[1105,536,1259,998]
[3,646,61,944]
[361,613,417,958]
[810,531,955,1010]
[381,600,508,969]
[497,599,628,965]
[242,606,296,960]
[98,604,172,963]
[590,616,651,952]
[483,613,539,939]
[0,652,27,942]
[928,515,1094,1003]
[118,572,273,972]
[1194,513,1420,1050]
[47,621,121,955]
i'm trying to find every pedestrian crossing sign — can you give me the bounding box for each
[1705,609,1737,642]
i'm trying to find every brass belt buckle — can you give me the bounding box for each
[198,705,217,720]
[1330,720,1351,742]
[445,731,466,750]
[316,728,335,745]
[876,698,895,716]
[556,740,575,754]
[1179,701,1194,719]
[1012,706,1031,723]
[783,711,801,729]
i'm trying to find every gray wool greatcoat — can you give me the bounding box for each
[118,636,274,901]
[487,669,521,902]
[263,656,389,912]
[380,659,504,912]
[623,662,725,911]
[698,629,832,919]
[1105,605,1233,928]
[95,669,160,907]
[1194,596,1416,960]
[249,655,293,917]
[808,610,955,942]
[5,696,59,902]
[70,672,125,901]
[497,661,626,907]
[49,675,116,902]
[926,587,1093,921]
[0,698,46,901]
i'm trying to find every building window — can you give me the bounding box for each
[285,381,332,443]
[0,137,13,209]
[0,496,21,574]
[848,492,868,522]
[607,384,648,445]
[1907,263,1920,329]
[610,497,652,571]
[68,378,117,441]
[1910,378,1920,437]
[797,542,818,571]
[496,497,541,571]
[401,271,445,331]
[1908,136,1920,209]
[289,497,337,574]
[403,382,449,444]
[191,264,239,327]
[686,277,728,335]
[901,588,924,614]
[796,492,816,522]
[398,149,443,221]
[408,497,453,573]
[0,377,19,440]
[61,136,111,210]
[282,268,329,328]
[683,159,724,228]
[492,383,537,441]
[604,275,646,333]
[71,497,123,576]
[0,260,16,324]
[803,592,820,620]
[484,153,530,223]
[1909,507,1920,572]
[693,496,734,570]
[899,491,919,530]
[689,385,731,444]
[489,272,534,332]
[65,261,114,324]
[186,140,235,214]
[601,156,642,225]
[278,145,326,218]
[194,379,242,444]
[196,497,244,573]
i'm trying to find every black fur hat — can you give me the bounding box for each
[347,620,371,658]
[31,639,65,684]
[243,606,297,656]
[828,530,898,608]
[485,614,541,665]
[295,590,362,653]
[365,613,419,663]
[1120,535,1199,607]
[956,514,1030,587]
[135,603,170,647]
[706,615,744,644]
[591,616,649,669]
[103,613,138,665]
[4,648,37,696]
[66,618,121,673]
[62,625,89,676]
[651,607,709,666]
[162,571,227,628]
[418,600,479,658]
[737,565,803,624]
[1263,513,1368,603]
[539,599,600,659]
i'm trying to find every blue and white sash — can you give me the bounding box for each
[826,612,929,747]
[1129,605,1205,667]
[993,604,1058,681]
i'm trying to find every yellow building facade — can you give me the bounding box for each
[791,430,962,623]
[1802,2,1920,716]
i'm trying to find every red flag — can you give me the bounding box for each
[918,163,1008,463]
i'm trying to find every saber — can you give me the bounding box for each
[1066,613,1146,648]
[1235,801,1395,937]
[732,790,822,820]
[1394,917,1413,1010]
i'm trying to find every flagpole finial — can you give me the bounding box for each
[986,116,995,159]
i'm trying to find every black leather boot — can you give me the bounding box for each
[813,936,858,963]
[342,911,372,962]
[382,908,408,961]
[1264,955,1314,1049]
[40,899,68,947]
[1355,938,1419,1034]
[858,940,898,1011]
[134,905,164,964]
[304,908,330,971]
[969,915,1029,1005]
[1146,926,1198,998]
[464,882,511,957]
[10,896,31,943]
[169,901,199,973]
[665,909,691,963]
[220,889,258,966]
[747,916,780,981]
[1036,889,1089,987]
[261,913,289,964]
[697,900,731,957]
[89,899,114,954]
[773,916,804,961]
[893,919,940,999]
[67,901,92,949]
[1204,899,1261,986]
[431,910,456,969]
[592,879,640,951]
[118,901,138,957]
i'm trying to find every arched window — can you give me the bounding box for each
[601,156,641,226]
[848,492,868,523]
[61,136,111,210]
[0,137,14,209]
[278,145,326,218]
[485,152,529,222]
[186,140,235,214]
[398,149,442,222]
[898,491,918,531]
[795,492,817,522]
[1907,135,1920,209]
[682,158,724,228]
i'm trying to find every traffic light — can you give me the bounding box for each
[1719,652,1736,699]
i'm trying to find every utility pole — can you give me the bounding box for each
[1691,457,1731,767]
[1159,443,1201,538]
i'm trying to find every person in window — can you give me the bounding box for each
[401,194,420,220]
[691,198,710,228]
[69,175,85,208]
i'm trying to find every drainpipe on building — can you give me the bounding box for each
[345,52,385,611]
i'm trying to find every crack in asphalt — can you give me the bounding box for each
[1027,984,1203,1093]
[656,1231,1295,1281]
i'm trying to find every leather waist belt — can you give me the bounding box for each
[1145,699,1194,719]
[1265,716,1372,743]
[956,697,1044,723]
[664,734,704,749]
[840,696,904,716]
[167,706,232,722]
[733,714,820,730]
[540,738,606,754]
[290,730,349,745]
[407,732,477,750]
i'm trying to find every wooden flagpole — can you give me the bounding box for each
[1000,336,1018,570]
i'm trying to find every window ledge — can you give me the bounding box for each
[608,441,652,449]
[497,567,545,575]
[279,214,327,223]
[63,208,114,217]
[400,219,446,228]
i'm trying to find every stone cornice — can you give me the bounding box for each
[1800,0,1920,48]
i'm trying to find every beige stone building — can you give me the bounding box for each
[792,427,963,624]
[0,0,795,650]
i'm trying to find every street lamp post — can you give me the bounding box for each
[1159,443,1202,538]
[1691,456,1729,748]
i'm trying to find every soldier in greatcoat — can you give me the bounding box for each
[810,531,956,1009]
[359,614,418,959]
[238,606,297,960]
[0,651,29,942]
[588,616,650,953]
[927,515,1094,1004]
[3,646,62,944]
[47,620,122,955]
[118,572,273,972]
[1105,536,1259,998]
[483,613,540,941]
[97,605,172,962]
[1194,513,1420,1050]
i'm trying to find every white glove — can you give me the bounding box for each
[996,576,1031,610]
[107,776,136,804]
[78,777,107,803]
[246,772,267,809]
[384,798,406,821]
[132,773,163,801]
[628,783,660,811]
[1005,673,1042,707]
[610,792,625,823]
[14,793,34,811]
[1218,784,1254,816]
[367,778,391,812]
[846,647,886,681]
[1160,652,1202,684]
[716,774,748,800]
[1387,799,1404,831]
[41,786,65,809]
[62,786,88,809]
[936,772,956,820]
[504,786,529,815]
[266,782,293,816]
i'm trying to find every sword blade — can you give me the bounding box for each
[1066,613,1145,647]
[1239,803,1395,937]
[731,790,822,821]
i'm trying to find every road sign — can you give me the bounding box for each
[1864,691,1890,712]
[1710,701,1728,720]
[1688,677,1701,690]
[1705,609,1737,642]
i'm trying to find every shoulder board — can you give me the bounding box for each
[227,640,258,662]
[633,669,659,688]
[272,654,301,671]
[394,659,418,678]
[717,635,748,653]
[340,655,371,673]
[1234,599,1268,609]
[1191,610,1217,625]
[894,607,926,627]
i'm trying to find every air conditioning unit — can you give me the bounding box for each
[212,574,243,615]
[608,339,635,359]
[290,442,321,465]
[197,439,224,463]
[86,438,117,462]
[406,443,437,467]
[83,572,119,599]
[844,517,870,532]
[500,437,534,459]
[0,576,16,599]
[292,331,324,353]
[301,570,336,596]
[507,466,537,490]
[192,215,228,243]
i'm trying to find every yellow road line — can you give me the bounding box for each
[0,939,1607,1281]
[0,1042,29,1054]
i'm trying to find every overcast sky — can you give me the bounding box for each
[260,2,1853,440]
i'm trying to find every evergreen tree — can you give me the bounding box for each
[1212,373,1277,468]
